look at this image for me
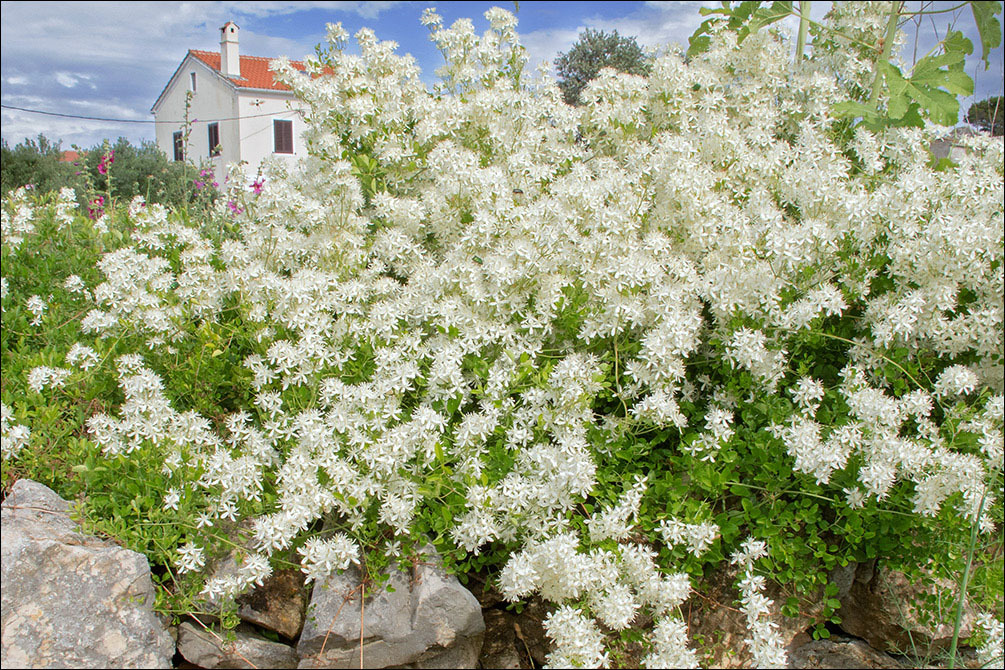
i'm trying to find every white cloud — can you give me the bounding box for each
[54,72,79,88]
[225,1,402,21]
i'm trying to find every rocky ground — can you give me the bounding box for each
[0,479,985,669]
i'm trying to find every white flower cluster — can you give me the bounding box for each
[658,517,720,557]
[63,274,88,296]
[27,365,71,393]
[1,402,31,460]
[976,612,1004,667]
[543,605,609,669]
[5,4,1002,666]
[54,187,77,229]
[501,518,697,664]
[65,343,99,371]
[731,538,787,668]
[25,294,46,326]
[298,533,360,584]
[588,475,647,542]
[1,186,35,249]
[175,542,205,574]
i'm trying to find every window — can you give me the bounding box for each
[208,123,220,157]
[274,119,293,154]
[190,72,197,91]
[173,131,184,162]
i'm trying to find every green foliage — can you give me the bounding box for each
[688,1,793,58]
[688,1,1003,131]
[0,189,248,612]
[970,1,1004,66]
[2,134,199,208]
[1,135,77,196]
[966,96,1004,135]
[2,7,1002,663]
[79,137,195,208]
[555,28,652,106]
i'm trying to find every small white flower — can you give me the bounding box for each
[163,488,181,511]
[26,295,46,325]
[175,542,205,574]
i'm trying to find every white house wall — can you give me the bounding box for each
[153,58,307,186]
[236,91,305,181]
[154,57,240,184]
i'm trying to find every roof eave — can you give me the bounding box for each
[151,52,237,114]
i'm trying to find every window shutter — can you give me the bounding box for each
[208,123,220,157]
[173,131,184,162]
[274,120,293,154]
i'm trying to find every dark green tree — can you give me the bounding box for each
[2,134,196,207]
[1,134,77,196]
[80,137,193,206]
[965,96,1004,135]
[555,28,652,106]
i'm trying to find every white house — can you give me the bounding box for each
[151,22,309,184]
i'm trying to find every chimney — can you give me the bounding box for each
[220,21,239,78]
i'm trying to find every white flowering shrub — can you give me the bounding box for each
[2,4,1003,666]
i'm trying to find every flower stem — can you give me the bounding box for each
[947,484,989,669]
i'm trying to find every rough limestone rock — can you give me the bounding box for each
[297,545,484,669]
[1,479,174,669]
[177,621,299,669]
[789,634,902,669]
[838,560,977,656]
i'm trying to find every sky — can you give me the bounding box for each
[1,1,1003,152]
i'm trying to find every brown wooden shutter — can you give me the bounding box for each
[274,120,293,154]
[173,131,184,161]
[208,123,220,156]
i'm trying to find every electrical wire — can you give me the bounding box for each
[0,103,302,125]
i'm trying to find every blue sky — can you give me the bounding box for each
[1,1,1002,151]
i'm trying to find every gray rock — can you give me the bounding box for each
[297,544,484,669]
[177,621,299,668]
[789,634,902,669]
[1,479,174,669]
[838,560,977,657]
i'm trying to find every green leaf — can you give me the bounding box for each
[970,1,1003,66]
[832,100,878,120]
[746,1,794,34]
[941,30,974,59]
[686,32,712,58]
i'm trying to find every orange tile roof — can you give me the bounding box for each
[189,50,308,91]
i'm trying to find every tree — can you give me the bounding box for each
[555,28,652,106]
[80,137,193,206]
[966,96,1004,135]
[1,134,77,196]
[2,134,196,207]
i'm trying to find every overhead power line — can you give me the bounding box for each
[1,103,302,125]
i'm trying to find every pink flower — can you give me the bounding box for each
[227,200,243,215]
[250,177,265,195]
[87,196,105,219]
[97,149,115,175]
